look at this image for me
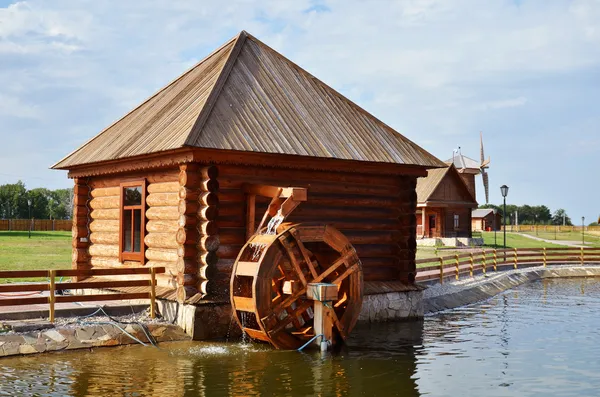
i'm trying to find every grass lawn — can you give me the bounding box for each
[0,231,71,282]
[521,230,600,247]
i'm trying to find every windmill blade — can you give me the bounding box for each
[480,132,485,165]
[481,157,491,168]
[482,169,490,204]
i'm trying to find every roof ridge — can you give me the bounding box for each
[51,34,238,169]
[184,31,248,146]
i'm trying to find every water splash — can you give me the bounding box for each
[266,212,285,235]
[250,242,267,260]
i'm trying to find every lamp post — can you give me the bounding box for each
[500,185,509,249]
[27,199,32,239]
[582,216,585,246]
[493,208,497,248]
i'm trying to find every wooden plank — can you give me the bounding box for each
[54,279,152,291]
[233,296,255,312]
[0,270,48,279]
[55,293,150,303]
[278,237,307,285]
[55,267,165,277]
[243,327,270,342]
[0,297,49,306]
[236,261,260,277]
[0,284,49,293]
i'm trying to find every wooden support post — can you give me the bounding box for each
[307,283,337,351]
[469,252,474,278]
[150,267,157,319]
[439,257,444,284]
[493,249,498,272]
[543,247,547,267]
[49,270,56,322]
[513,248,518,269]
[455,254,459,280]
[482,249,486,274]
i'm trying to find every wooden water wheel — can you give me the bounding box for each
[230,185,363,350]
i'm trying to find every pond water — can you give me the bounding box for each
[1,278,600,396]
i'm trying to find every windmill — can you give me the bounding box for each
[480,132,491,204]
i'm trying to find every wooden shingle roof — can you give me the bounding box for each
[53,31,444,170]
[416,164,477,204]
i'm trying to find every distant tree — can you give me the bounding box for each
[49,188,73,220]
[28,188,51,219]
[0,181,28,218]
[590,222,599,227]
[552,209,572,226]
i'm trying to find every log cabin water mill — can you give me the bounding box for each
[51,31,445,343]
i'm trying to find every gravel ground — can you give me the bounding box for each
[422,264,600,299]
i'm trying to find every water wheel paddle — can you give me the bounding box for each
[230,223,363,350]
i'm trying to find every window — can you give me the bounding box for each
[454,214,460,229]
[119,181,146,262]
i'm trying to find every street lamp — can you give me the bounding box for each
[500,185,509,249]
[582,216,585,246]
[27,199,32,239]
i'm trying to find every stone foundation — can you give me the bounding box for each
[358,290,423,322]
[157,300,240,340]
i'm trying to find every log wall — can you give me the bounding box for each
[72,178,91,280]
[87,169,180,288]
[215,164,419,295]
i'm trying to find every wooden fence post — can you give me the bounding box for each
[469,252,474,277]
[48,270,56,322]
[581,247,585,266]
[493,249,498,271]
[513,248,518,269]
[455,254,459,280]
[482,249,486,274]
[150,267,157,319]
[439,257,444,284]
[543,247,547,267]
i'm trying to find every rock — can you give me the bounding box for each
[19,344,38,355]
[44,329,66,343]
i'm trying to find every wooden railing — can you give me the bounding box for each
[501,225,600,232]
[416,247,600,284]
[0,267,164,321]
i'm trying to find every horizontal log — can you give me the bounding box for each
[218,228,246,245]
[90,257,121,267]
[307,196,401,209]
[146,248,178,262]
[177,273,199,286]
[144,260,177,272]
[88,244,119,258]
[147,181,179,194]
[199,264,218,280]
[177,285,199,303]
[146,220,179,233]
[177,245,198,259]
[198,206,219,221]
[198,220,219,236]
[72,238,89,249]
[74,183,90,195]
[217,164,404,188]
[146,206,179,221]
[89,196,120,210]
[72,225,88,238]
[199,235,220,252]
[201,165,219,180]
[215,258,235,273]
[91,186,120,198]
[179,200,199,215]
[146,192,179,207]
[72,248,90,263]
[91,208,120,220]
[144,233,178,249]
[89,170,178,188]
[73,194,90,207]
[176,227,198,245]
[199,251,219,267]
[90,219,119,233]
[90,231,119,245]
[217,244,243,259]
[176,258,198,274]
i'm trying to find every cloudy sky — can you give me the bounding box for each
[1,0,599,222]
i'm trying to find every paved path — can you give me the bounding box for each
[516,232,585,247]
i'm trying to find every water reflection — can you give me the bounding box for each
[1,279,600,396]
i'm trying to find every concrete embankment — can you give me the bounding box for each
[423,265,600,314]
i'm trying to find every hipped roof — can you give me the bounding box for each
[416,164,477,203]
[53,31,444,170]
